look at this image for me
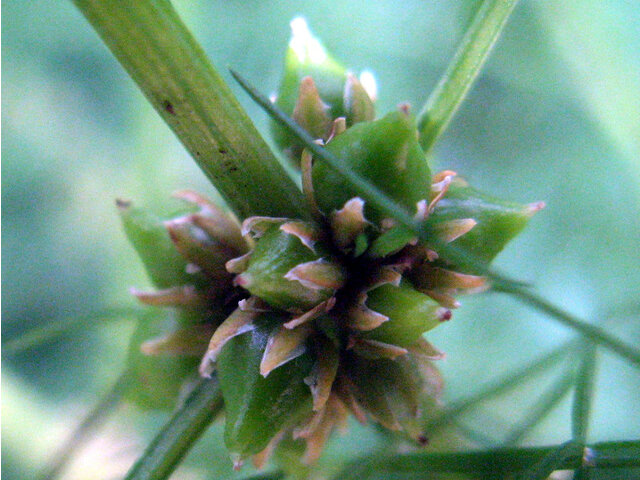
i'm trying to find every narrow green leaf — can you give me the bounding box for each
[231,70,640,370]
[73,0,307,220]
[450,419,497,448]
[514,440,582,480]
[572,341,598,445]
[497,287,640,370]
[38,369,132,480]
[3,307,142,355]
[333,440,640,479]
[502,369,576,446]
[417,0,518,151]
[124,377,223,480]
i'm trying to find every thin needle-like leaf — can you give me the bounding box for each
[425,342,574,433]
[416,0,519,152]
[124,377,223,480]
[497,287,640,369]
[3,307,143,355]
[333,440,640,479]
[231,69,640,370]
[73,0,307,220]
[572,341,598,445]
[38,369,133,480]
[502,369,576,446]
[451,419,498,448]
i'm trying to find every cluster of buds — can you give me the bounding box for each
[119,18,543,473]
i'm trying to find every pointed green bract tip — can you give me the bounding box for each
[427,180,543,273]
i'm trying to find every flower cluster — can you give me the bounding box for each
[119,19,543,471]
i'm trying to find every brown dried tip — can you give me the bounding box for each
[280,221,318,251]
[330,197,368,251]
[115,198,131,209]
[199,308,257,377]
[260,324,312,377]
[130,285,205,308]
[293,76,331,140]
[284,259,345,290]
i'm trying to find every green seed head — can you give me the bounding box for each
[271,17,375,163]
[120,21,545,467]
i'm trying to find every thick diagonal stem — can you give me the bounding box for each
[73,0,307,220]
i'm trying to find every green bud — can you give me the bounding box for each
[427,179,544,273]
[217,314,313,462]
[271,18,346,156]
[234,221,344,312]
[271,18,376,163]
[123,312,199,410]
[117,200,196,289]
[361,282,450,348]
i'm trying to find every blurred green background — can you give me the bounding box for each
[3,1,639,479]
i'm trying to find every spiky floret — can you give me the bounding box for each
[119,19,544,472]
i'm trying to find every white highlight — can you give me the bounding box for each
[289,17,327,64]
[359,70,378,102]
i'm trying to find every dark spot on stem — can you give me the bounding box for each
[218,148,228,154]
[417,434,429,446]
[162,100,175,115]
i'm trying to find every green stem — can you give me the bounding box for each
[498,287,640,369]
[334,440,640,479]
[124,377,223,480]
[502,369,576,446]
[416,0,518,151]
[38,369,132,480]
[572,341,598,444]
[73,0,307,220]
[514,440,583,480]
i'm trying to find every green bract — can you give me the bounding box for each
[313,111,431,226]
[426,179,545,273]
[233,221,342,312]
[217,316,313,463]
[362,282,449,348]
